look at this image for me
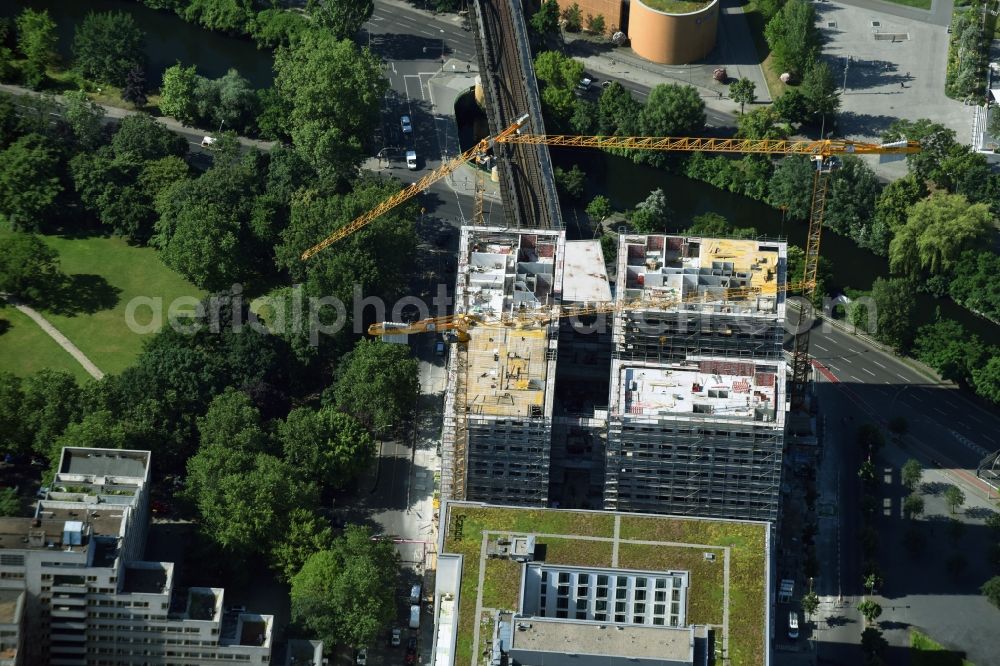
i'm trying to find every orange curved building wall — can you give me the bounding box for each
[629,0,719,65]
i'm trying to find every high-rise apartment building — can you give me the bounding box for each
[440,226,564,506]
[0,447,320,666]
[603,234,788,521]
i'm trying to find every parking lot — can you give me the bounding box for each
[816,0,972,170]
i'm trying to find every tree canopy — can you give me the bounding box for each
[764,0,822,77]
[325,339,419,435]
[0,233,62,301]
[278,406,376,490]
[274,29,386,182]
[729,78,756,114]
[307,0,374,40]
[290,525,400,648]
[0,133,63,232]
[630,188,673,233]
[72,11,146,87]
[889,193,994,279]
[15,9,58,88]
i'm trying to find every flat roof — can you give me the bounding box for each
[60,448,150,479]
[440,502,770,666]
[614,359,782,423]
[510,617,694,661]
[0,589,23,625]
[562,240,612,303]
[122,564,169,594]
[456,227,563,419]
[616,234,786,315]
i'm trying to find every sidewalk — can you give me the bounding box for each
[1,294,104,380]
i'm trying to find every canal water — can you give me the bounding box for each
[3,0,274,87]
[454,95,999,342]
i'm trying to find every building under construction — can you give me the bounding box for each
[440,226,564,506]
[603,234,788,521]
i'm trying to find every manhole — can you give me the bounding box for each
[828,21,837,27]
[871,20,881,26]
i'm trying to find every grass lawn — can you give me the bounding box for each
[0,232,204,377]
[0,303,95,383]
[910,630,975,666]
[881,0,932,8]
[640,0,712,13]
[481,559,522,610]
[617,543,726,625]
[620,516,767,665]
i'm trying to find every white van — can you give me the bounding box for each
[787,610,799,639]
[406,150,418,170]
[409,604,420,630]
[409,584,422,604]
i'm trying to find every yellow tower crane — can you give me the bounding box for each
[300,117,919,405]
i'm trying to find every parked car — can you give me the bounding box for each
[406,150,418,170]
[787,610,799,639]
[409,604,421,630]
[435,341,447,357]
[356,648,368,666]
[391,628,402,647]
[577,77,593,91]
[200,136,216,148]
[400,115,412,134]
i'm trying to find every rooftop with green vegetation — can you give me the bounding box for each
[440,502,769,666]
[637,0,714,14]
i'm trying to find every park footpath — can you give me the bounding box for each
[1,294,104,380]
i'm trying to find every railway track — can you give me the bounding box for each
[472,0,559,229]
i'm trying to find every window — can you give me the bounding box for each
[0,554,24,567]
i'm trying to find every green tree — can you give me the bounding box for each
[800,61,840,118]
[569,99,599,134]
[764,0,821,77]
[688,212,730,236]
[856,599,882,624]
[197,388,268,452]
[213,68,258,134]
[554,165,586,201]
[0,133,62,231]
[823,156,879,242]
[887,416,908,437]
[856,423,885,454]
[889,193,993,279]
[185,445,316,557]
[112,113,188,160]
[327,339,419,434]
[62,90,106,150]
[882,119,957,187]
[736,107,787,140]
[631,188,673,233]
[800,590,819,620]
[767,155,813,220]
[122,64,148,107]
[274,29,386,181]
[0,233,62,301]
[72,11,145,86]
[586,194,613,222]
[944,485,965,514]
[913,318,984,384]
[870,277,916,350]
[585,13,606,34]
[0,373,30,457]
[903,493,924,519]
[307,0,374,40]
[159,62,199,125]
[773,88,810,124]
[861,627,888,658]
[971,355,1000,405]
[948,250,1000,322]
[562,2,583,32]
[901,459,922,491]
[16,9,57,88]
[982,576,1000,609]
[598,81,641,135]
[640,83,705,137]
[534,51,585,124]
[0,487,19,516]
[870,175,927,256]
[269,507,334,583]
[278,406,376,490]
[19,370,81,458]
[0,20,14,82]
[531,0,562,35]
[729,77,756,114]
[290,525,399,648]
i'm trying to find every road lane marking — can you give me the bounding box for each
[843,357,853,364]
[933,407,947,415]
[863,368,876,377]
[969,414,984,425]
[984,434,997,443]
[814,344,829,352]
[872,360,887,369]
